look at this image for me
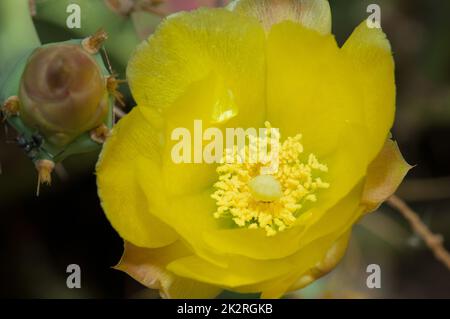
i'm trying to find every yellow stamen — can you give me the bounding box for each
[212,122,330,236]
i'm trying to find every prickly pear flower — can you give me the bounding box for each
[97,0,411,298]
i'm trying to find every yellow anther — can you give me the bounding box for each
[212,122,330,236]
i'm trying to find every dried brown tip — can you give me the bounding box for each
[2,96,20,118]
[106,76,126,107]
[35,159,55,196]
[82,29,108,54]
[90,124,110,144]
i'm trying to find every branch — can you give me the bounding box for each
[387,195,450,270]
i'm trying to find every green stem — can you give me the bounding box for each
[0,0,41,100]
[0,0,41,71]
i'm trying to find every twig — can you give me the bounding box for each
[387,195,450,270]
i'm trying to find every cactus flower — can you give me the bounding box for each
[97,0,411,298]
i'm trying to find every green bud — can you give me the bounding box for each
[19,44,109,147]
[1,28,114,192]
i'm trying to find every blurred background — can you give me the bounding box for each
[0,0,449,298]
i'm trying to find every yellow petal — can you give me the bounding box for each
[266,20,367,155]
[341,21,395,161]
[288,230,351,291]
[127,8,266,123]
[127,8,267,195]
[156,74,225,196]
[296,183,363,250]
[115,241,221,299]
[253,230,351,298]
[203,182,363,260]
[135,163,228,267]
[203,226,305,261]
[168,229,344,290]
[362,139,412,212]
[167,234,336,292]
[266,19,394,219]
[97,107,178,248]
[156,72,263,196]
[228,0,331,34]
[167,254,292,288]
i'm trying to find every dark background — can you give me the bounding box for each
[0,0,449,298]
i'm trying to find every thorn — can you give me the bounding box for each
[90,124,110,144]
[35,159,55,197]
[102,47,114,75]
[1,96,20,118]
[106,76,126,107]
[82,29,108,55]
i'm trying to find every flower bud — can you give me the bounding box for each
[19,44,109,146]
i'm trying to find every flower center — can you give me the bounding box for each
[248,175,283,202]
[212,122,330,236]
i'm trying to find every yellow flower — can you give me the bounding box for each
[96,0,411,298]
